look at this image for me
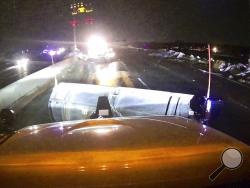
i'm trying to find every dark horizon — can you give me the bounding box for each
[0,0,249,46]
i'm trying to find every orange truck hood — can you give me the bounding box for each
[0,116,249,187]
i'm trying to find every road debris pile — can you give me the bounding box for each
[149,49,250,85]
[215,61,250,85]
[149,50,186,59]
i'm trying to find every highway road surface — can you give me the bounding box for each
[3,47,250,144]
[0,56,53,89]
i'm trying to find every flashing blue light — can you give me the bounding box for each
[42,47,65,56]
[42,49,49,54]
[56,48,66,55]
[49,50,56,56]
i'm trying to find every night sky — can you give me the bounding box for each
[0,0,249,46]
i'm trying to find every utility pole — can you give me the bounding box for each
[73,18,77,50]
[70,0,94,50]
[70,0,78,50]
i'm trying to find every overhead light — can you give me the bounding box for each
[212,47,218,53]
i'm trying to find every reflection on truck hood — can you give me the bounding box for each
[0,116,249,187]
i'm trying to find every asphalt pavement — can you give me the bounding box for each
[8,47,250,144]
[0,58,53,89]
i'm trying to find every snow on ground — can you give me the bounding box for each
[149,49,250,85]
[218,62,250,84]
[190,55,196,61]
[149,50,186,59]
[177,52,185,59]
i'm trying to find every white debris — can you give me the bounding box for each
[177,52,185,59]
[218,61,227,71]
[223,64,234,72]
[173,51,180,57]
[213,60,250,85]
[168,50,176,57]
[235,72,246,77]
[148,50,182,58]
[190,55,196,60]
[247,66,250,71]
[198,60,207,64]
[159,49,167,52]
[148,49,250,86]
[238,79,246,83]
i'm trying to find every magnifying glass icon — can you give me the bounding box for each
[209,148,243,181]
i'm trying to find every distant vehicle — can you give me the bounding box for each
[86,35,116,63]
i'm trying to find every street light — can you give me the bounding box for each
[48,50,56,65]
[212,46,218,53]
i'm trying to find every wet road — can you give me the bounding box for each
[10,47,250,144]
[0,57,53,89]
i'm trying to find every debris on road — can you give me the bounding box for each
[214,60,250,85]
[190,55,196,61]
[149,49,250,85]
[149,50,186,59]
[177,52,185,59]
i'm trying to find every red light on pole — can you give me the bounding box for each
[70,19,80,28]
[84,17,94,25]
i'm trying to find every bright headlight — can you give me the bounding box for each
[17,58,29,69]
[86,35,108,58]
